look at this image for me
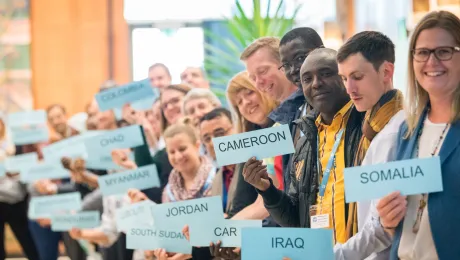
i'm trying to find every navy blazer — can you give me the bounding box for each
[390,109,460,259]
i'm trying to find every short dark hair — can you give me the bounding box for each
[337,31,395,71]
[280,27,324,49]
[200,108,232,124]
[46,104,66,115]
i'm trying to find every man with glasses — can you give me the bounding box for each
[199,107,237,213]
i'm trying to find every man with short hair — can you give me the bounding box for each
[181,67,210,89]
[183,88,222,127]
[46,104,79,142]
[243,47,365,247]
[148,63,172,89]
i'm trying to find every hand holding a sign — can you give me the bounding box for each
[153,249,190,260]
[210,241,241,260]
[34,179,57,195]
[377,191,407,231]
[127,189,148,203]
[111,149,137,170]
[69,227,83,240]
[243,157,270,191]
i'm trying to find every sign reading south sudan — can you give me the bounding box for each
[344,156,443,202]
[126,226,192,254]
[213,124,295,167]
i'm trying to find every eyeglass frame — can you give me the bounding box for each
[201,127,233,144]
[412,46,460,62]
[278,45,325,71]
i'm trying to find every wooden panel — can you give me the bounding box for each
[30,0,129,115]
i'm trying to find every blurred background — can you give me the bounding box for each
[1,0,459,257]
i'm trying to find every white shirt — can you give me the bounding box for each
[334,110,406,260]
[398,118,448,260]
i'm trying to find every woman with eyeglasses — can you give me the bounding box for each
[376,11,460,260]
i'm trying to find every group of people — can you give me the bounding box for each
[0,9,459,260]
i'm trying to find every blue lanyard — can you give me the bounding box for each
[317,129,344,197]
[222,170,228,210]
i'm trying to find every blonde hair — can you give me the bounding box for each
[182,88,221,115]
[405,10,460,136]
[226,71,279,132]
[240,37,281,63]
[160,84,192,133]
[163,123,198,144]
[0,118,5,140]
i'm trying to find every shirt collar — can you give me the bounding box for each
[315,100,353,130]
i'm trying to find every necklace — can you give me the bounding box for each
[412,113,450,233]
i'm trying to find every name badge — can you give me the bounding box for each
[51,211,100,231]
[213,124,295,167]
[98,164,160,196]
[241,228,334,260]
[190,219,261,247]
[344,157,443,202]
[95,79,155,111]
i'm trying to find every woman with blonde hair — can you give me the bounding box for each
[377,10,460,259]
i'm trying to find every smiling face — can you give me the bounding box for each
[184,97,216,126]
[300,50,349,116]
[338,53,393,112]
[47,106,68,135]
[279,38,316,89]
[244,47,294,102]
[161,89,185,125]
[149,66,171,89]
[413,28,460,99]
[199,115,235,160]
[234,88,269,126]
[165,132,201,175]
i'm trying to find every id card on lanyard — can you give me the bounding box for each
[310,129,344,229]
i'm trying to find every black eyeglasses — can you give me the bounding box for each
[202,127,232,144]
[412,46,460,62]
[278,55,307,71]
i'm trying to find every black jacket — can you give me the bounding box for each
[259,107,364,228]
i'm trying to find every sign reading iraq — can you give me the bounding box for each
[98,164,160,196]
[241,228,334,260]
[95,79,155,111]
[344,156,443,202]
[213,124,295,166]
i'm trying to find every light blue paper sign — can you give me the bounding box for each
[28,192,82,219]
[95,79,155,111]
[42,131,105,161]
[85,151,135,170]
[115,200,155,232]
[190,219,262,247]
[0,163,5,177]
[7,110,47,126]
[344,156,443,203]
[21,161,70,183]
[5,152,38,173]
[213,124,295,167]
[241,228,334,260]
[10,124,49,145]
[126,225,192,254]
[98,164,160,196]
[51,211,100,231]
[84,125,144,155]
[151,196,224,230]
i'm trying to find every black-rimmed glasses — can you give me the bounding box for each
[412,46,460,62]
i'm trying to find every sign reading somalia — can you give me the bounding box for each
[213,124,295,166]
[344,156,443,202]
[95,79,155,111]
